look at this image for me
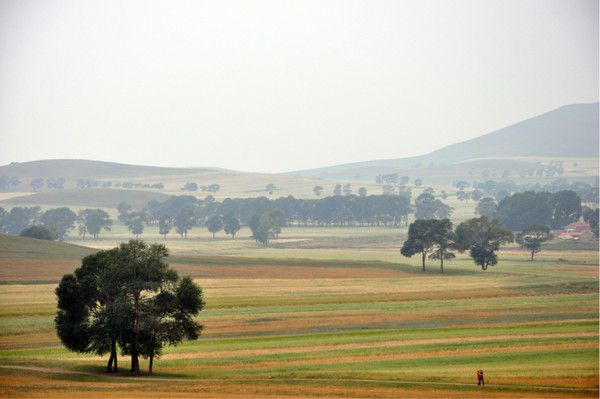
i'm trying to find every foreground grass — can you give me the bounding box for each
[0,234,597,398]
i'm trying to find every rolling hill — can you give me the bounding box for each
[0,159,214,179]
[0,234,94,260]
[0,188,173,209]
[287,102,599,180]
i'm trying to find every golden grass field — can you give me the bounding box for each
[0,227,598,398]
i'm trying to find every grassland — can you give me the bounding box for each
[0,232,597,398]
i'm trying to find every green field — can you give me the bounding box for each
[0,231,597,398]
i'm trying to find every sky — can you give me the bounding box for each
[0,0,597,173]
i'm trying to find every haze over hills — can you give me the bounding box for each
[287,103,599,180]
[0,159,216,179]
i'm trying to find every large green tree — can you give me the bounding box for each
[139,276,204,374]
[55,242,204,375]
[55,249,128,372]
[455,217,514,270]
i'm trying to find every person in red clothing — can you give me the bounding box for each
[477,369,485,386]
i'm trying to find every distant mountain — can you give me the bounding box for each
[0,159,217,179]
[287,103,599,180]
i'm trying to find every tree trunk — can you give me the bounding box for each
[131,294,140,374]
[421,252,426,272]
[440,255,444,273]
[107,352,114,372]
[112,337,118,372]
[114,347,118,372]
[530,250,534,261]
[212,232,215,239]
[148,332,155,375]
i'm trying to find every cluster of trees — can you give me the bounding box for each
[401,217,514,272]
[181,182,220,192]
[55,240,204,374]
[77,179,111,189]
[474,190,583,230]
[460,179,598,205]
[120,181,164,190]
[0,175,21,191]
[311,184,367,197]
[142,194,420,233]
[0,206,113,240]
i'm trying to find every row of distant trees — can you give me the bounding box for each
[181,182,220,192]
[0,175,169,191]
[1,190,595,242]
[0,206,112,240]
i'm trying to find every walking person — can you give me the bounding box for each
[478,369,485,386]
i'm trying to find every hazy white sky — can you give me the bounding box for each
[0,0,597,173]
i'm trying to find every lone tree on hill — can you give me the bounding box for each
[516,225,553,261]
[265,184,277,195]
[313,185,323,196]
[56,241,204,375]
[455,217,513,270]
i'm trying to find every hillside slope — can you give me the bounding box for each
[288,103,599,180]
[0,234,94,260]
[0,188,173,209]
[0,159,215,179]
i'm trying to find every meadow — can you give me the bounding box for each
[0,227,598,398]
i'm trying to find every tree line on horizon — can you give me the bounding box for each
[0,189,597,243]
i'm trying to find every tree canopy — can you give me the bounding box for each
[55,240,204,375]
[455,217,514,270]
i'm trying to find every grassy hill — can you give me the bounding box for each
[0,188,173,209]
[288,103,599,180]
[0,161,381,201]
[0,159,213,179]
[0,234,94,260]
[0,234,95,284]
